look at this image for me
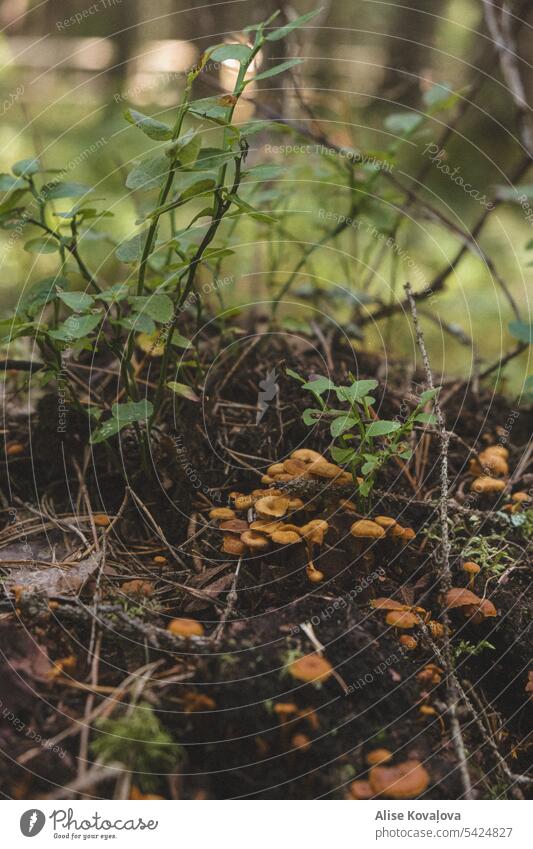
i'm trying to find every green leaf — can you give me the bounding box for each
[130,293,174,324]
[117,313,156,334]
[302,376,335,396]
[365,420,401,437]
[227,193,277,222]
[49,311,102,342]
[286,367,304,383]
[399,448,413,460]
[384,112,423,135]
[170,332,192,349]
[302,407,320,425]
[96,283,130,303]
[330,446,356,465]
[188,97,230,122]
[58,291,94,311]
[414,412,437,424]
[115,229,148,263]
[336,379,378,403]
[209,43,253,63]
[330,414,357,438]
[266,9,321,41]
[509,320,532,344]
[0,174,27,192]
[423,82,453,108]
[91,399,154,444]
[177,133,201,167]
[42,181,91,200]
[20,276,68,317]
[419,387,440,404]
[126,157,168,192]
[239,120,283,138]
[24,237,59,254]
[12,158,40,177]
[167,381,200,402]
[248,58,303,83]
[124,109,172,141]
[358,479,372,497]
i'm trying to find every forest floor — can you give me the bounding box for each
[0,331,531,800]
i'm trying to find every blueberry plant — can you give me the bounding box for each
[0,9,320,458]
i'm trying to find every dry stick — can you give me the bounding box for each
[405,281,474,800]
[212,556,242,644]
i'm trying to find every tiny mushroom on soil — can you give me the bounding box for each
[289,653,333,684]
[168,618,205,637]
[462,561,481,588]
[369,759,430,799]
[471,476,506,494]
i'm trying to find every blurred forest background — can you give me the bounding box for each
[0,0,531,391]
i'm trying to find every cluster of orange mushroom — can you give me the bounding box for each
[470,444,509,495]
[350,517,416,545]
[209,492,330,582]
[349,749,430,799]
[371,596,444,650]
[261,448,353,486]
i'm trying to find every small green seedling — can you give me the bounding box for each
[288,369,438,498]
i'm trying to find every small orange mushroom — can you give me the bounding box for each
[240,530,269,551]
[366,748,392,766]
[209,507,236,521]
[222,535,246,556]
[349,780,374,800]
[462,561,481,588]
[400,634,418,650]
[351,519,385,539]
[255,495,290,519]
[369,759,430,799]
[471,476,506,494]
[288,653,333,684]
[93,513,111,527]
[168,618,204,637]
[385,610,418,629]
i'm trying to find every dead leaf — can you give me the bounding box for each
[6,555,100,597]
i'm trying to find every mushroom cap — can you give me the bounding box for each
[261,475,276,484]
[267,463,286,476]
[255,495,290,518]
[271,529,301,545]
[385,610,418,629]
[371,597,410,611]
[93,514,111,527]
[349,780,374,800]
[309,460,344,479]
[289,653,333,683]
[209,507,236,521]
[478,449,509,477]
[288,497,305,511]
[351,519,385,539]
[121,579,154,597]
[369,759,430,799]
[399,634,418,650]
[283,458,309,476]
[222,535,246,556]
[291,732,311,751]
[153,555,167,564]
[462,561,481,575]
[366,748,393,766]
[444,587,482,608]
[512,491,530,503]
[338,498,358,512]
[168,618,204,637]
[240,530,270,551]
[374,516,397,530]
[471,476,506,494]
[475,598,497,618]
[399,527,416,542]
[219,519,249,534]
[484,444,509,459]
[300,519,329,544]
[332,471,353,486]
[291,448,324,464]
